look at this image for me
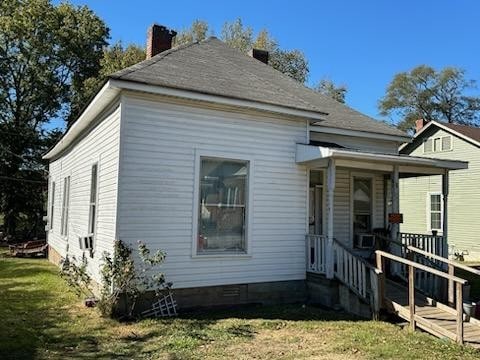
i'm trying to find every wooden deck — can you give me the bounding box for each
[385,280,480,348]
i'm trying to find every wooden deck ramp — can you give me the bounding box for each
[385,280,480,348]
[376,248,480,347]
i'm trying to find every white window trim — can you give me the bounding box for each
[60,175,71,238]
[88,162,100,241]
[424,135,453,153]
[426,191,443,233]
[49,179,56,231]
[350,172,376,248]
[307,169,326,236]
[191,149,254,259]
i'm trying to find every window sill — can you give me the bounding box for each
[191,253,252,260]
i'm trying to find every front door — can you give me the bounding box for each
[309,185,323,235]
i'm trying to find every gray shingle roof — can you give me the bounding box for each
[111,37,407,138]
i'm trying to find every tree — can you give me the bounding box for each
[0,0,109,238]
[70,42,145,124]
[174,19,210,46]
[379,65,480,132]
[314,79,348,104]
[175,19,309,83]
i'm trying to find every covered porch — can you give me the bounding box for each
[296,144,468,281]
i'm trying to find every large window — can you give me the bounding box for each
[61,176,71,236]
[353,177,373,246]
[197,157,248,254]
[429,193,443,231]
[50,181,56,230]
[88,164,98,235]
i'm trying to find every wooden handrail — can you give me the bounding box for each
[407,245,480,276]
[376,249,466,344]
[375,250,468,285]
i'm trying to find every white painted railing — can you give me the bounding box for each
[306,234,327,274]
[333,239,375,300]
[306,235,383,317]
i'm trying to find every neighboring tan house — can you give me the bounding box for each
[43,24,467,310]
[400,119,480,260]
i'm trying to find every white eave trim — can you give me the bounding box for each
[309,124,411,143]
[400,120,480,152]
[109,79,329,120]
[43,81,120,160]
[296,144,468,171]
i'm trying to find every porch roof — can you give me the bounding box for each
[296,144,468,176]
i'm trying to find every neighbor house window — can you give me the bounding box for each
[197,157,248,254]
[61,176,71,236]
[424,136,452,153]
[88,164,98,235]
[353,177,373,247]
[429,193,443,231]
[50,181,55,230]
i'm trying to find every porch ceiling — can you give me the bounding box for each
[296,144,468,176]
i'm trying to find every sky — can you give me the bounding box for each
[62,0,479,123]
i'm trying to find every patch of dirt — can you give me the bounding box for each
[201,325,365,360]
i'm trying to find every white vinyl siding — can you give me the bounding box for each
[117,93,307,289]
[47,104,121,282]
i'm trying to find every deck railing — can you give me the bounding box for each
[376,250,468,344]
[389,233,447,297]
[306,234,327,274]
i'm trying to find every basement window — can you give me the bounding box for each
[197,157,248,255]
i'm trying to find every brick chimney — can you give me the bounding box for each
[415,119,428,133]
[248,48,269,64]
[146,24,177,59]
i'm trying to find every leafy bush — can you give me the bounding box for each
[59,255,94,298]
[98,240,171,318]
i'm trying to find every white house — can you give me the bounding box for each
[44,25,467,309]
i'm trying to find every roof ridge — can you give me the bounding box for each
[212,43,328,114]
[110,39,212,79]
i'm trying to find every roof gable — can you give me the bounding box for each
[400,121,480,154]
[110,37,406,138]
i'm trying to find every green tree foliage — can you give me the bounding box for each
[314,79,348,104]
[175,18,309,83]
[0,0,108,238]
[379,65,480,132]
[70,42,145,124]
[174,19,210,46]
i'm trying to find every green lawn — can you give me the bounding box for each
[1,252,479,360]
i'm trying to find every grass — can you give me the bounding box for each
[1,252,479,360]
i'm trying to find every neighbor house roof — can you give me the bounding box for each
[110,37,407,138]
[400,121,480,153]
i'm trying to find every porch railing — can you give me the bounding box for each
[306,235,383,316]
[397,232,447,297]
[306,234,327,274]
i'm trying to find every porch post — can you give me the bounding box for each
[390,165,400,241]
[391,165,400,275]
[326,159,336,279]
